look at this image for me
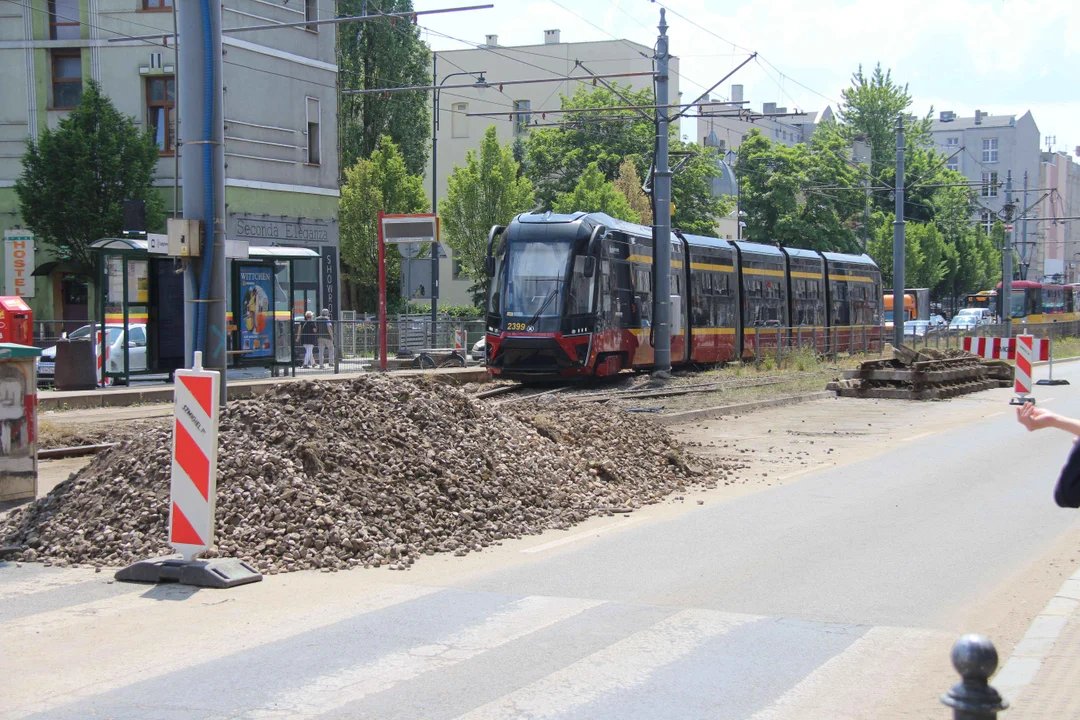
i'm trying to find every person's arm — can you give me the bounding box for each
[1016,404,1080,436]
[1054,442,1080,508]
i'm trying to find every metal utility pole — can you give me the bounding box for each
[1002,170,1014,331]
[892,115,905,348]
[1020,170,1029,281]
[178,0,227,406]
[652,8,673,378]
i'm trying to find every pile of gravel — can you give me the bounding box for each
[2,376,743,573]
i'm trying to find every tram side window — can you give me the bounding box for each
[566,255,594,316]
[634,266,652,326]
[831,280,851,325]
[611,259,634,327]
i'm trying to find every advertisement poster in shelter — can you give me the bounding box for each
[238,264,273,359]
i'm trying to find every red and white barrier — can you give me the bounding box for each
[168,351,221,561]
[94,331,113,387]
[1015,334,1034,397]
[453,328,466,351]
[962,336,1050,361]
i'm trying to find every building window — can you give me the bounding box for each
[451,102,468,138]
[50,50,82,110]
[981,171,998,197]
[141,0,173,10]
[946,156,959,171]
[513,100,531,135]
[306,97,320,165]
[946,137,959,146]
[982,137,998,163]
[49,0,80,39]
[981,212,995,234]
[146,76,175,155]
[305,0,317,32]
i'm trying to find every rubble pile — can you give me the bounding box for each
[2,376,741,572]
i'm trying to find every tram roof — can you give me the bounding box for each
[783,247,822,260]
[734,240,784,257]
[821,251,877,266]
[678,232,734,251]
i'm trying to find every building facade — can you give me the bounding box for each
[0,0,339,324]
[929,110,1041,277]
[696,83,831,155]
[1036,150,1080,283]
[425,31,677,306]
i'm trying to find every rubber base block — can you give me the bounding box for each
[115,556,263,588]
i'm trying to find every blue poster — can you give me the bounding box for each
[238,264,274,359]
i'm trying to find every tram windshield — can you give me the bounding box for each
[1010,292,1026,318]
[495,241,573,321]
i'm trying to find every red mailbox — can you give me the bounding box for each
[0,296,33,345]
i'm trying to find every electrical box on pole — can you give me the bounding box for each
[167,218,202,257]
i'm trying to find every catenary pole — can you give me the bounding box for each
[431,52,439,347]
[1021,170,1029,281]
[652,8,672,378]
[1003,170,1014,331]
[178,0,227,406]
[892,115,905,349]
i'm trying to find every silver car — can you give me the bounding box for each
[470,336,486,362]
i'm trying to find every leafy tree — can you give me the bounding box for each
[338,136,427,311]
[525,84,727,234]
[553,162,639,222]
[338,0,431,175]
[613,158,652,225]
[14,80,164,273]
[440,126,535,306]
[734,129,862,252]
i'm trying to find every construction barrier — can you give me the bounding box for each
[962,336,1050,361]
[1014,334,1034,399]
[94,331,113,387]
[453,328,467,351]
[168,351,220,561]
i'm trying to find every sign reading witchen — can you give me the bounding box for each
[3,231,35,298]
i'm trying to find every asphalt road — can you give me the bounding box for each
[4,362,1080,719]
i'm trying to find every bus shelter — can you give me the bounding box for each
[90,238,320,384]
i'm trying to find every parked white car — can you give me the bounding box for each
[949,315,979,331]
[37,324,148,381]
[470,336,486,362]
[955,308,995,325]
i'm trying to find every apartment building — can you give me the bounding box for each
[697,83,831,155]
[0,0,338,323]
[425,30,678,306]
[1035,150,1080,283]
[929,110,1041,275]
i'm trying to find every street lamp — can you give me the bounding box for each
[430,53,487,342]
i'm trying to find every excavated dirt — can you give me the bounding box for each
[1,376,744,573]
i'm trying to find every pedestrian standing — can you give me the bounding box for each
[296,310,318,368]
[316,308,334,369]
[1016,404,1080,508]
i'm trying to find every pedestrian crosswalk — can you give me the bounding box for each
[0,564,952,720]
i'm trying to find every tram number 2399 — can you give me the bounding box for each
[506,322,527,331]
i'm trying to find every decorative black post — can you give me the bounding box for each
[941,634,1009,719]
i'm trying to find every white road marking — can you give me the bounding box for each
[994,566,1080,704]
[986,411,1006,418]
[777,463,833,481]
[901,431,934,443]
[746,626,949,720]
[2,582,441,719]
[0,569,104,601]
[521,515,647,554]
[452,608,759,720]
[246,595,603,719]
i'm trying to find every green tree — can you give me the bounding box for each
[14,80,164,272]
[613,158,652,225]
[338,0,431,175]
[440,126,535,306]
[338,136,427,311]
[553,162,638,222]
[525,84,727,234]
[735,129,862,252]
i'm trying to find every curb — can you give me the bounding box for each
[657,391,836,426]
[993,565,1080,704]
[1036,354,1080,367]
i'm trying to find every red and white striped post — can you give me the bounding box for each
[168,350,221,561]
[1013,333,1034,405]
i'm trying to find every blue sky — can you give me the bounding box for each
[414,0,1079,156]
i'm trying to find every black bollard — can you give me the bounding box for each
[941,634,1009,719]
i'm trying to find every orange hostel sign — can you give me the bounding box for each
[3,231,35,298]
